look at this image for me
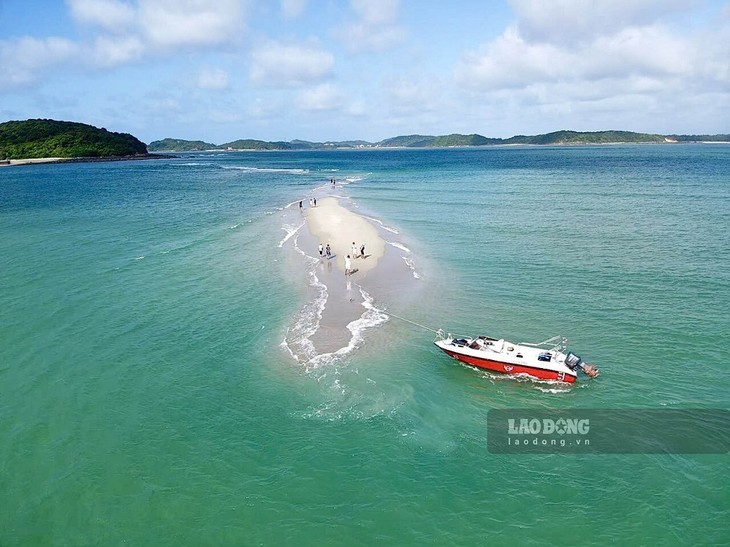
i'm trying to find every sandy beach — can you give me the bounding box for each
[0,157,64,167]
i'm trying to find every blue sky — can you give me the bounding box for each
[1,0,728,144]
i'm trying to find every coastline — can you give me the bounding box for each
[0,153,175,167]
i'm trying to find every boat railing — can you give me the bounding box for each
[434,330,472,344]
[519,335,569,353]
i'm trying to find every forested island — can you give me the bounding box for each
[2,119,728,162]
[149,130,730,151]
[0,119,148,160]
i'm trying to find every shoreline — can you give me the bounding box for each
[0,153,176,167]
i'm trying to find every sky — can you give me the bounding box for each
[1,0,728,144]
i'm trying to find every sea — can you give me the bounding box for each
[1,145,728,545]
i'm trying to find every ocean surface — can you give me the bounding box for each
[1,145,728,544]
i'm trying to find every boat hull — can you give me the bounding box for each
[435,341,577,383]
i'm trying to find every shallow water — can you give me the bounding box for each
[1,146,728,544]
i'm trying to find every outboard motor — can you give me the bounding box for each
[565,352,600,377]
[564,352,583,371]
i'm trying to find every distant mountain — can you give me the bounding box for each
[0,119,147,160]
[148,138,216,151]
[432,134,502,146]
[503,130,666,145]
[665,134,730,142]
[144,130,730,153]
[378,135,436,147]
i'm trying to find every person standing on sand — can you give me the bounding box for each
[360,243,365,257]
[314,198,317,206]
[318,243,323,257]
[345,255,352,276]
[299,200,302,209]
[352,242,358,258]
[325,244,331,257]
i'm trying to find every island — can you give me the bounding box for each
[0,119,151,164]
[148,130,730,152]
[3,119,727,164]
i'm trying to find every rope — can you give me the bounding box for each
[381,310,441,334]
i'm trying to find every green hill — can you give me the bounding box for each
[0,119,147,160]
[148,138,216,152]
[377,135,436,147]
[219,139,292,150]
[140,130,730,153]
[431,133,501,146]
[666,134,730,142]
[504,130,666,145]
[377,133,503,147]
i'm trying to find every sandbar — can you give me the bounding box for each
[305,197,385,276]
[283,193,419,361]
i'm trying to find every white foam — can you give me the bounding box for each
[362,215,399,234]
[221,166,309,174]
[387,241,411,253]
[303,287,389,370]
[278,221,304,248]
[344,174,368,183]
[283,256,329,363]
[402,256,421,279]
[476,368,574,391]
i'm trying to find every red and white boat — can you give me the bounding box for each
[434,331,599,383]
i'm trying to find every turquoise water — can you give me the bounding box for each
[1,146,728,544]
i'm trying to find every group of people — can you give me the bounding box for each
[299,197,317,209]
[318,243,332,258]
[318,240,366,276]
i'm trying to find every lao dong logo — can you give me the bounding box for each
[508,417,590,435]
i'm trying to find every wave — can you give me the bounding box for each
[303,287,389,370]
[473,367,577,392]
[387,241,411,253]
[176,162,215,167]
[362,215,399,234]
[402,256,421,279]
[281,269,328,364]
[278,221,304,248]
[281,253,389,371]
[220,166,309,174]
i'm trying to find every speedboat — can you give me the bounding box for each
[433,331,599,383]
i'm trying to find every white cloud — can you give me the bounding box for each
[91,35,145,66]
[67,0,249,50]
[340,0,405,53]
[449,2,730,135]
[510,0,689,45]
[281,0,307,19]
[249,41,335,86]
[197,67,230,90]
[0,37,79,89]
[351,0,399,25]
[67,0,136,31]
[455,3,728,98]
[297,83,344,111]
[0,0,251,90]
[138,0,247,48]
[383,74,444,115]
